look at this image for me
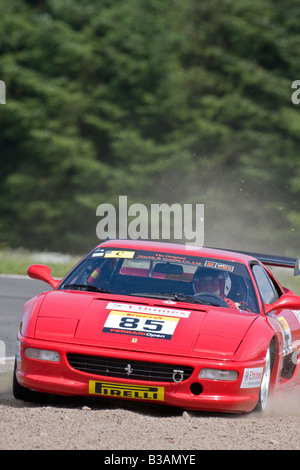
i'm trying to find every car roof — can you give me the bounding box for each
[96,239,255,265]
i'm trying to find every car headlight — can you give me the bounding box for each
[25,348,60,362]
[199,368,238,381]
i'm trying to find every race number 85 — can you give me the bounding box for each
[103,311,180,339]
[119,317,164,331]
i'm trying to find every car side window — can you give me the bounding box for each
[252,264,280,304]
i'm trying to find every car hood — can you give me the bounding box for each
[34,291,258,360]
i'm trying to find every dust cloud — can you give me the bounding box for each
[267,387,300,415]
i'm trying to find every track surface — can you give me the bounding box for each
[1,276,300,450]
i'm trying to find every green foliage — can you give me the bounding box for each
[0,248,80,277]
[1,0,300,255]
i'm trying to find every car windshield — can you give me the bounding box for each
[59,247,259,313]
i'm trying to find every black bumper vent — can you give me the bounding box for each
[67,353,193,383]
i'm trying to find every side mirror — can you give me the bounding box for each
[27,264,60,288]
[264,293,300,314]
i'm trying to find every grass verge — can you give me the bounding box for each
[0,249,81,279]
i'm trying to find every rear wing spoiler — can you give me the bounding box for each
[211,247,300,276]
[237,251,300,276]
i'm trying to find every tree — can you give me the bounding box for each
[1,0,300,255]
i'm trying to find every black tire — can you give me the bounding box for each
[13,358,49,403]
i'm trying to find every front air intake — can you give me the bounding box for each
[67,353,193,383]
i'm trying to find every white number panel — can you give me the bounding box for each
[103,310,180,340]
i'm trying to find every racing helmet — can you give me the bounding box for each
[193,267,231,296]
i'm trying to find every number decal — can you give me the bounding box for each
[103,311,179,340]
[119,317,140,329]
[144,319,164,332]
[118,317,164,332]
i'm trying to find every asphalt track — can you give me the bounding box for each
[0,275,51,361]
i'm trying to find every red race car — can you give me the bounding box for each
[13,239,300,413]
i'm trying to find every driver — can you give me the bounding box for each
[192,267,237,309]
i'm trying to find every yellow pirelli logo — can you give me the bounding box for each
[89,381,164,401]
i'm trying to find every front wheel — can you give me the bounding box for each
[255,346,271,411]
[13,358,49,403]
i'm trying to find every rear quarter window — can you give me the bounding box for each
[252,264,280,304]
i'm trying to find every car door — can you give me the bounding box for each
[252,263,300,383]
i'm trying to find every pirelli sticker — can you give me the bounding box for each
[89,381,164,401]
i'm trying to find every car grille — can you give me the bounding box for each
[67,353,193,383]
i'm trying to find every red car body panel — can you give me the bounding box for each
[14,240,300,413]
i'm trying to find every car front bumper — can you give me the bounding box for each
[15,335,265,413]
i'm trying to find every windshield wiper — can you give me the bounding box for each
[172,293,218,305]
[131,292,177,300]
[62,284,115,294]
[131,292,214,305]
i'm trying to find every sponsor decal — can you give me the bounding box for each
[204,261,234,272]
[103,310,179,340]
[292,310,300,323]
[275,316,292,355]
[89,381,164,401]
[240,367,263,388]
[104,250,135,258]
[106,302,190,318]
